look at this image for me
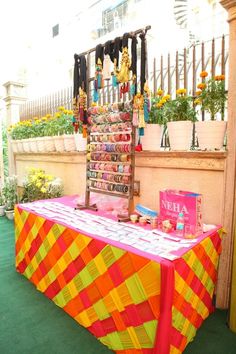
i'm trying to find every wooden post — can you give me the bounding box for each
[218,0,236,311]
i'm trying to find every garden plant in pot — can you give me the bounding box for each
[142,89,169,151]
[195,72,227,150]
[21,168,63,203]
[52,108,76,152]
[2,176,18,220]
[0,190,6,216]
[163,89,197,151]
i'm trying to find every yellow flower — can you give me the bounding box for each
[160,98,167,104]
[40,187,47,193]
[194,98,202,105]
[176,88,187,95]
[67,110,73,115]
[58,106,65,111]
[42,117,47,121]
[197,83,206,90]
[91,102,97,107]
[64,109,69,115]
[195,90,202,96]
[156,89,163,96]
[156,103,163,108]
[163,94,171,101]
[200,71,208,78]
[46,114,52,118]
[36,182,42,188]
[55,112,61,118]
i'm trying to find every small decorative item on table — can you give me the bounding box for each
[139,216,147,226]
[150,216,158,229]
[130,214,138,223]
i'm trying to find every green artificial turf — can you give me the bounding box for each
[0,216,236,354]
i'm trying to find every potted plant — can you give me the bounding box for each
[163,88,197,150]
[2,176,18,220]
[0,190,6,216]
[21,168,63,202]
[195,72,227,150]
[52,108,75,152]
[142,89,169,151]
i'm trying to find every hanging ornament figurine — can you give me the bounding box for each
[117,47,131,97]
[132,92,145,132]
[78,88,88,137]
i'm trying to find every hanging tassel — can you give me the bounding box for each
[97,73,102,89]
[130,83,135,96]
[79,107,84,121]
[82,125,87,138]
[93,90,99,102]
[139,127,144,136]
[139,109,145,129]
[144,98,149,122]
[132,110,139,127]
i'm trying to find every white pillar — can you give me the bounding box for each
[3,81,27,175]
[0,97,4,185]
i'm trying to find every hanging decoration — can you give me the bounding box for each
[130,35,138,96]
[112,37,122,88]
[93,44,104,103]
[116,33,131,97]
[103,40,113,81]
[73,54,87,134]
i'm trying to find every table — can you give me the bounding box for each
[15,196,222,354]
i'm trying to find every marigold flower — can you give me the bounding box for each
[200,71,208,78]
[160,98,167,104]
[58,106,65,111]
[55,113,61,118]
[157,89,163,96]
[215,74,225,81]
[40,187,47,193]
[194,98,202,105]
[195,90,202,96]
[176,88,187,95]
[163,94,171,100]
[197,83,206,90]
[46,114,52,118]
[156,103,163,108]
[67,110,73,115]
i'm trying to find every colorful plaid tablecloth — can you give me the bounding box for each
[15,200,222,354]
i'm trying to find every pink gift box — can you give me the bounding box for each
[159,189,203,234]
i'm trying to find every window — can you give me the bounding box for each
[98,0,128,37]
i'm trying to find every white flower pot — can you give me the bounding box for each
[37,137,46,153]
[195,120,227,150]
[74,133,87,151]
[5,209,14,220]
[11,140,18,154]
[30,138,38,153]
[167,121,193,151]
[44,136,56,152]
[142,124,163,151]
[17,140,24,153]
[64,134,76,152]
[22,139,31,153]
[0,205,6,216]
[54,136,65,152]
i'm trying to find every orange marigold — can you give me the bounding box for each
[157,89,164,96]
[200,71,208,78]
[195,90,202,96]
[197,83,206,90]
[215,74,225,81]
